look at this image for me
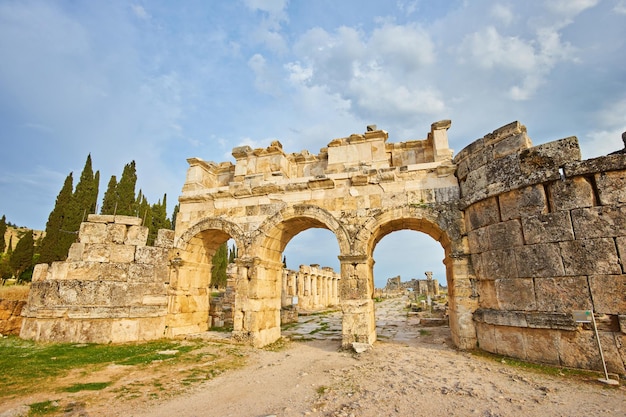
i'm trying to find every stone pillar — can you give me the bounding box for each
[444,254,478,349]
[339,255,376,348]
[231,256,283,347]
[281,269,290,308]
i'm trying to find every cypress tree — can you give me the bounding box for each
[211,242,228,288]
[39,173,74,264]
[0,215,6,253]
[116,161,137,216]
[10,230,34,282]
[100,175,118,214]
[0,253,12,283]
[61,155,99,255]
[171,204,179,229]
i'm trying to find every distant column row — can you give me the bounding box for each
[282,264,340,310]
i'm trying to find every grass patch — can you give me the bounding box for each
[0,336,203,400]
[471,350,609,380]
[316,385,329,395]
[28,400,60,416]
[419,329,431,336]
[61,382,111,393]
[0,284,30,301]
[309,321,330,334]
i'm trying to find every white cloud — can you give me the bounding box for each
[491,4,514,25]
[248,53,281,96]
[131,4,150,20]
[544,0,600,19]
[616,0,626,14]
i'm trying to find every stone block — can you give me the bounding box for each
[486,219,523,250]
[65,261,102,281]
[110,319,139,343]
[485,121,526,146]
[477,280,498,309]
[109,244,136,263]
[106,223,127,244]
[515,243,564,278]
[142,295,168,306]
[560,330,626,374]
[571,206,626,239]
[494,326,527,358]
[519,136,580,176]
[129,263,158,282]
[465,197,500,231]
[155,229,175,248]
[525,312,577,330]
[498,184,548,221]
[560,238,621,276]
[87,214,115,223]
[535,276,592,312]
[79,222,107,243]
[113,215,143,226]
[474,309,528,327]
[589,274,626,314]
[67,243,85,261]
[524,328,560,364]
[547,177,595,211]
[99,263,130,282]
[493,133,532,159]
[482,248,518,280]
[495,278,536,311]
[521,212,574,244]
[135,246,168,265]
[485,153,523,195]
[125,225,149,246]
[50,261,69,280]
[475,321,496,352]
[82,243,110,262]
[32,263,49,283]
[596,170,626,205]
[138,317,166,340]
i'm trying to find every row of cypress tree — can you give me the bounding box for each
[0,155,179,283]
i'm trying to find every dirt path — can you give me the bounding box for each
[121,298,624,417]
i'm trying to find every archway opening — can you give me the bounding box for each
[280,228,341,340]
[369,221,453,347]
[166,228,238,337]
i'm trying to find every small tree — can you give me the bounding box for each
[0,215,7,253]
[211,242,228,288]
[10,230,34,283]
[39,173,74,264]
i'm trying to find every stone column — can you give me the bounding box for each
[339,255,376,348]
[444,254,478,349]
[232,257,282,347]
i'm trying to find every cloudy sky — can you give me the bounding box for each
[0,1,624,287]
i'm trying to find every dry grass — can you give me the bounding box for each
[0,284,30,301]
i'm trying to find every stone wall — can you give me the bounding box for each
[0,299,26,335]
[20,215,174,343]
[455,121,626,374]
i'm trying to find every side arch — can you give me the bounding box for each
[165,217,245,337]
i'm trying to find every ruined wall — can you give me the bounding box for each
[456,121,626,374]
[0,299,26,335]
[20,215,174,343]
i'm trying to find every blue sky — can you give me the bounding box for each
[1,1,625,287]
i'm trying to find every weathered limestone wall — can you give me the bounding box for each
[20,215,174,343]
[455,121,626,373]
[0,299,26,335]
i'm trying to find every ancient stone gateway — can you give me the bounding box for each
[21,120,626,374]
[169,121,474,348]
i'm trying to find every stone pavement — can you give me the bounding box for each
[282,296,452,348]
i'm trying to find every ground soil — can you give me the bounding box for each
[2,297,624,417]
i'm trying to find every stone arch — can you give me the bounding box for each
[165,217,245,337]
[234,204,351,346]
[251,204,351,262]
[354,204,477,349]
